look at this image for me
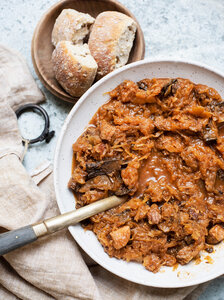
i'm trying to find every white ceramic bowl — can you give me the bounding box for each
[54,59,224,288]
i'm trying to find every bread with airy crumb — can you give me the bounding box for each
[88,11,137,79]
[52,41,97,97]
[52,9,95,46]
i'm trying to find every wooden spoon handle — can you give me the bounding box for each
[0,196,126,256]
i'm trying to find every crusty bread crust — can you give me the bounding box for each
[52,9,95,47]
[88,11,137,79]
[52,41,97,97]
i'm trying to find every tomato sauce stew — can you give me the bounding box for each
[68,78,224,272]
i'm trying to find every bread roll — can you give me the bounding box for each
[52,9,95,46]
[52,41,97,97]
[88,11,137,79]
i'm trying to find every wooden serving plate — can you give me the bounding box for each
[32,0,145,103]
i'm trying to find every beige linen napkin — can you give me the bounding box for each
[0,45,45,111]
[0,45,205,299]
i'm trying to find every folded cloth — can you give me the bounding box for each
[0,45,205,299]
[0,44,45,111]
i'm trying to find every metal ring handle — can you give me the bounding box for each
[15,104,55,144]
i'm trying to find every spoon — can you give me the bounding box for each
[0,195,126,256]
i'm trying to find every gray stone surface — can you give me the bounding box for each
[0,0,224,298]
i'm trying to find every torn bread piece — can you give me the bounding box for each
[52,41,97,97]
[52,9,95,46]
[88,11,137,79]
